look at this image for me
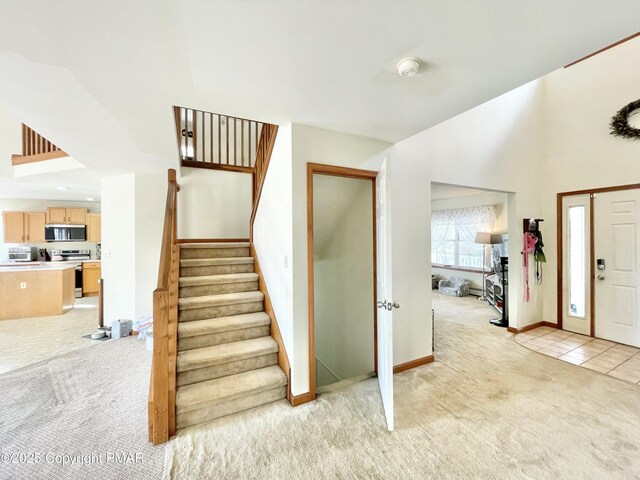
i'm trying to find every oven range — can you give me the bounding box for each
[51,249,91,298]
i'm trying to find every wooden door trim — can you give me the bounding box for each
[307,162,378,401]
[557,182,640,334]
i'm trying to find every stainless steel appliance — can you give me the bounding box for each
[8,247,38,262]
[51,249,91,298]
[45,224,86,242]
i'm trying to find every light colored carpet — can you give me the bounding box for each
[0,296,102,374]
[164,293,640,479]
[0,337,164,480]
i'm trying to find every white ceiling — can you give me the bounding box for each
[0,1,638,199]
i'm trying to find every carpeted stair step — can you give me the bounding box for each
[178,291,264,322]
[180,242,250,259]
[179,272,259,298]
[176,366,287,429]
[180,257,255,277]
[178,312,271,351]
[177,336,278,386]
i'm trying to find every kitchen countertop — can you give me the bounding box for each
[0,260,101,267]
[0,263,77,273]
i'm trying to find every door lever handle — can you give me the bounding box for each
[377,300,400,311]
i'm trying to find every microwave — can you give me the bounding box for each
[45,224,87,242]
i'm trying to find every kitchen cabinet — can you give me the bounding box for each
[3,212,25,243]
[82,262,101,296]
[67,208,87,225]
[47,207,67,224]
[86,214,101,242]
[2,211,45,243]
[47,207,87,225]
[25,212,46,242]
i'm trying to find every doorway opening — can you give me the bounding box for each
[430,183,510,329]
[558,183,640,347]
[307,164,377,397]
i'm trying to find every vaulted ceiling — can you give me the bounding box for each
[0,1,638,199]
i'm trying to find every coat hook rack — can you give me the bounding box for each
[523,218,544,234]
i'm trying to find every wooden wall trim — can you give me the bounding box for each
[393,355,435,374]
[564,32,640,68]
[507,321,557,334]
[290,391,315,407]
[556,183,640,332]
[557,192,564,330]
[181,160,253,174]
[11,150,68,166]
[307,162,377,179]
[306,162,378,402]
[250,244,293,404]
[176,238,249,244]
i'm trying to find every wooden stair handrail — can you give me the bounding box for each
[250,124,279,242]
[148,168,180,445]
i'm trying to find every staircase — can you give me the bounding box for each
[175,242,287,430]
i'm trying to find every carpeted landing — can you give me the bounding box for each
[0,337,164,480]
[165,294,640,479]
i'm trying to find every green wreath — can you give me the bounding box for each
[610,99,640,140]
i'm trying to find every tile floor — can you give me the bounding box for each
[515,326,640,384]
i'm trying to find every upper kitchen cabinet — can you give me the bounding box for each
[25,212,46,242]
[47,207,66,224]
[86,213,101,242]
[3,211,24,242]
[47,207,87,225]
[2,211,45,243]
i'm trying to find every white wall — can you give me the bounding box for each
[0,199,101,261]
[178,167,251,239]
[134,173,165,319]
[101,174,136,324]
[314,175,374,386]
[101,173,165,325]
[538,35,640,326]
[290,124,391,395]
[253,125,295,361]
[390,79,546,335]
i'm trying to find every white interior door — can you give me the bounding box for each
[594,189,640,347]
[562,194,591,334]
[376,157,394,431]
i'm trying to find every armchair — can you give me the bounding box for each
[438,277,471,297]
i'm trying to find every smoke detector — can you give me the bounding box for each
[396,57,421,78]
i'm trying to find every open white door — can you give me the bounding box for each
[376,157,394,431]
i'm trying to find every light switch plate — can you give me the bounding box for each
[20,282,26,289]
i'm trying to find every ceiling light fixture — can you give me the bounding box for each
[396,57,421,78]
[86,197,96,201]
[56,186,69,191]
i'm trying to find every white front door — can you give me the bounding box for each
[594,189,640,347]
[376,157,394,431]
[562,194,591,335]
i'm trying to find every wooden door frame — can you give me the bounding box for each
[307,162,378,401]
[557,182,640,335]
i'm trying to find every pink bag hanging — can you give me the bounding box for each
[523,232,538,302]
